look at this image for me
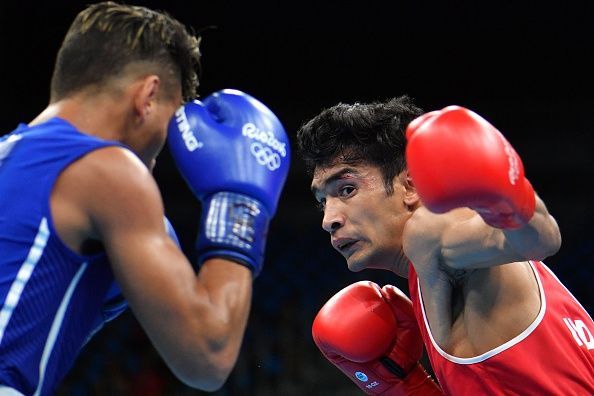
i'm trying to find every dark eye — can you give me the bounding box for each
[339,186,355,197]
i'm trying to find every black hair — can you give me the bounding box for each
[50,1,201,102]
[297,95,424,194]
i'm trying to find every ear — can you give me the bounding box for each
[399,170,420,209]
[133,75,160,123]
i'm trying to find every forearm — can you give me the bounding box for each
[164,259,252,390]
[503,194,561,261]
[435,203,559,270]
[118,243,252,391]
[194,258,253,360]
[162,90,288,388]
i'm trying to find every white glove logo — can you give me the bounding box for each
[174,107,203,152]
[501,136,519,185]
[242,123,287,157]
[250,142,281,171]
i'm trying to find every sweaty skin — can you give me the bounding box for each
[30,73,253,390]
[312,162,561,358]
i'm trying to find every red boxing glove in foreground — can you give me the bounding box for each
[312,281,442,395]
[405,106,536,229]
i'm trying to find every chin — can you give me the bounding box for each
[348,250,396,273]
[346,258,367,273]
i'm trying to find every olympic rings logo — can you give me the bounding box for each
[250,142,282,171]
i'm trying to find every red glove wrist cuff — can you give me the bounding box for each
[381,363,442,396]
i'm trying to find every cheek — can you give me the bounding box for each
[146,122,167,156]
[368,200,406,245]
[157,110,175,141]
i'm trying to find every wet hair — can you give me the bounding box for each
[297,95,424,194]
[50,1,201,102]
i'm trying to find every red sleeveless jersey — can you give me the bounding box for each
[408,261,594,395]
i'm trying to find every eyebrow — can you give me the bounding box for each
[310,167,359,195]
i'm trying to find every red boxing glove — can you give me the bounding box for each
[312,281,442,395]
[405,106,536,229]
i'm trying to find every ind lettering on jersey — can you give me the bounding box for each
[0,134,23,167]
[564,317,594,350]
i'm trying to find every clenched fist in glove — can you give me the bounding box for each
[167,89,290,276]
[405,106,535,229]
[312,281,442,395]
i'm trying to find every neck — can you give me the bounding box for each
[390,250,411,278]
[30,92,133,142]
[391,209,417,278]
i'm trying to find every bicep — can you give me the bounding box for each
[101,170,195,293]
[440,196,562,270]
[72,148,253,386]
[105,226,201,344]
[405,207,523,273]
[79,148,198,321]
[440,209,525,270]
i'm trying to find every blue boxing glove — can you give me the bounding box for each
[167,89,290,276]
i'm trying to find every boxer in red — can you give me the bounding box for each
[298,97,594,395]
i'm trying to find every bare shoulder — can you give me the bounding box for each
[71,146,156,191]
[403,207,446,245]
[403,207,448,266]
[59,146,158,204]
[52,146,164,241]
[403,207,477,277]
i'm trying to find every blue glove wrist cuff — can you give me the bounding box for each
[196,192,270,277]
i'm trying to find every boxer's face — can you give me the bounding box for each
[311,162,414,273]
[139,89,182,170]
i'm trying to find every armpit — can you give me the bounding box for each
[438,257,474,286]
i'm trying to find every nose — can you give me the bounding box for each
[322,199,344,233]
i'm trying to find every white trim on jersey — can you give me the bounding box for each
[416,260,547,364]
[34,262,88,396]
[0,218,50,345]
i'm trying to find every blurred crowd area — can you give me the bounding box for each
[56,213,594,395]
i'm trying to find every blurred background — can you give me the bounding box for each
[1,1,593,394]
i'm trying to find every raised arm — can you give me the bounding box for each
[76,147,251,391]
[405,106,561,270]
[70,89,290,391]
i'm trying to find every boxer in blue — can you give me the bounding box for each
[0,2,290,395]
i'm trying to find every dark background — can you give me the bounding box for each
[1,1,593,395]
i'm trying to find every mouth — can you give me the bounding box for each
[333,238,359,256]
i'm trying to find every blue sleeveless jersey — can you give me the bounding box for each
[0,118,128,395]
